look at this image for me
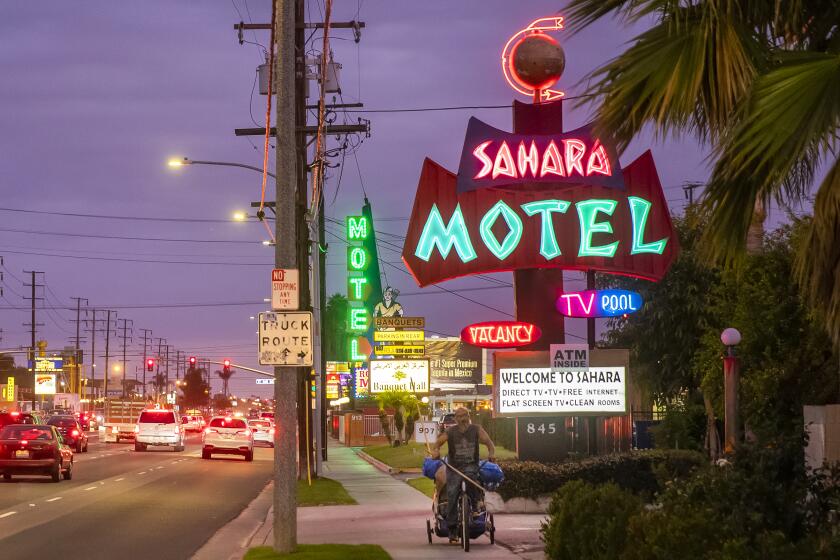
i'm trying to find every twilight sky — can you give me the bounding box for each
[0,1,732,398]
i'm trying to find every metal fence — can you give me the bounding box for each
[363,414,394,437]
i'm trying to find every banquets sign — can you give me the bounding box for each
[401,114,678,286]
[369,359,430,394]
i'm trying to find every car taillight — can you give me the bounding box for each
[134,426,140,433]
[11,412,19,417]
[72,430,80,437]
[204,428,214,434]
[245,429,252,437]
[269,427,276,435]
[20,440,27,446]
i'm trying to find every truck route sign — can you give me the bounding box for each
[258,311,313,366]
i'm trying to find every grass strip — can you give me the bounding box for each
[245,544,391,560]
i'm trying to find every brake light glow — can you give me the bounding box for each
[72,430,80,437]
[20,440,27,445]
[11,412,20,417]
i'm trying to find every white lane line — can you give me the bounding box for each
[84,486,97,491]
[138,471,146,475]
[115,477,125,482]
[29,504,36,507]
[156,466,164,470]
[0,512,18,519]
[46,497,62,503]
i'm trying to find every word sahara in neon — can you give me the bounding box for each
[415,196,668,262]
[472,137,611,181]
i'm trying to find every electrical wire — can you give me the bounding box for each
[0,207,248,224]
[0,226,266,244]
[0,249,271,267]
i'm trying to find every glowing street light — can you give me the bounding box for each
[232,211,248,222]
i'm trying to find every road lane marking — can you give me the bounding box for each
[84,486,97,491]
[0,512,17,519]
[115,477,125,482]
[138,471,146,475]
[46,497,62,502]
[29,504,36,507]
[156,466,164,469]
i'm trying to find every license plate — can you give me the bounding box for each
[14,450,30,459]
[221,434,232,439]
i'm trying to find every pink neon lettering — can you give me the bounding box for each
[517,141,539,178]
[540,140,565,177]
[563,139,586,176]
[586,142,611,176]
[559,293,575,315]
[579,292,596,315]
[492,141,517,179]
[473,141,493,179]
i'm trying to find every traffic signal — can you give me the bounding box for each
[310,375,316,399]
[223,359,231,374]
[189,356,196,367]
[146,358,155,372]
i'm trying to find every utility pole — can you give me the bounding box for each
[87,309,97,409]
[104,310,114,400]
[23,270,44,410]
[70,297,88,396]
[118,318,133,398]
[683,182,703,206]
[154,337,165,401]
[274,0,298,552]
[165,345,170,401]
[139,328,152,399]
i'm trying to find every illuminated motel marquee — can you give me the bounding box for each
[401,114,679,286]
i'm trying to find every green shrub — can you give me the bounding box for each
[541,481,641,560]
[475,411,516,451]
[497,449,705,500]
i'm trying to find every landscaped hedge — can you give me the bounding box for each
[475,411,516,451]
[497,449,705,501]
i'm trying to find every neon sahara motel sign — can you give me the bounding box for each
[461,321,541,348]
[556,289,643,318]
[346,215,370,361]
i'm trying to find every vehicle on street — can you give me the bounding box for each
[134,409,185,452]
[0,424,74,482]
[247,419,274,447]
[47,415,89,453]
[101,400,146,443]
[0,411,44,428]
[181,415,202,432]
[438,413,457,432]
[202,416,254,460]
[76,411,98,431]
[260,412,274,421]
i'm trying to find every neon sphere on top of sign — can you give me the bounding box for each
[556,289,643,318]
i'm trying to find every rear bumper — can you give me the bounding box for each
[0,459,57,473]
[137,434,180,446]
[203,437,252,453]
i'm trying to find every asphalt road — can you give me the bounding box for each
[0,431,274,560]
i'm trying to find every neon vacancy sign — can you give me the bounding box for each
[556,289,642,318]
[460,321,541,348]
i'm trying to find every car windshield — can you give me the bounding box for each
[138,411,176,424]
[47,417,77,427]
[249,420,271,428]
[209,418,247,429]
[0,425,54,440]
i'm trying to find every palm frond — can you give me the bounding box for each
[702,52,840,260]
[796,157,840,348]
[576,4,764,149]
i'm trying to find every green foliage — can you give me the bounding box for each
[244,544,392,560]
[541,481,642,560]
[296,477,356,507]
[497,450,705,501]
[475,411,516,451]
[374,390,421,445]
[649,396,707,451]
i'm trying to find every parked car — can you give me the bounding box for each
[438,413,457,432]
[202,416,254,460]
[47,416,89,453]
[247,419,274,447]
[134,409,184,452]
[0,424,74,482]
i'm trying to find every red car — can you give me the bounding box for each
[0,424,74,482]
[47,416,89,453]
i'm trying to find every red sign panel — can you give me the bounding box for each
[461,321,541,348]
[402,150,678,287]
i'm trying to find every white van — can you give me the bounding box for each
[134,409,185,452]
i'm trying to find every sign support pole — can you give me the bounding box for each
[273,0,298,552]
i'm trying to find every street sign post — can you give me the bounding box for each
[271,268,300,311]
[256,378,275,385]
[258,311,314,366]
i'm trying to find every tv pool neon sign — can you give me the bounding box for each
[556,289,642,318]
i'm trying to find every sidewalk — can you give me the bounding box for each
[194,440,545,560]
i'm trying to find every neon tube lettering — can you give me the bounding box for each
[517,141,539,177]
[521,199,570,260]
[346,216,368,240]
[349,338,366,361]
[479,200,523,260]
[473,141,493,179]
[576,199,619,257]
[415,203,477,263]
[349,308,368,331]
[349,277,367,300]
[539,140,565,177]
[349,247,367,270]
[628,196,668,255]
[563,139,586,176]
[492,141,517,180]
[586,142,611,176]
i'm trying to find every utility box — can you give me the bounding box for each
[804,405,840,470]
[343,412,365,447]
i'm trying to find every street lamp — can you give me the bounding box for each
[166,157,276,179]
[720,327,742,453]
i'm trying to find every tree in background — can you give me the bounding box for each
[148,372,167,401]
[323,294,348,361]
[565,0,840,356]
[375,390,422,446]
[216,369,234,397]
[179,367,210,408]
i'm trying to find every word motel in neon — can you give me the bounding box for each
[461,321,541,348]
[556,289,643,318]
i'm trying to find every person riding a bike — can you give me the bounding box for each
[431,407,496,544]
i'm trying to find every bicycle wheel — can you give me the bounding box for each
[461,491,470,552]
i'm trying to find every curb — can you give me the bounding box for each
[353,449,398,474]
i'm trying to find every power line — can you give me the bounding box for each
[0,249,271,267]
[0,207,252,224]
[0,226,267,244]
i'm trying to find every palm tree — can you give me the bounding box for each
[216,369,234,397]
[565,0,840,346]
[148,373,166,400]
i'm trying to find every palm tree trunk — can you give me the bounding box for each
[746,199,766,254]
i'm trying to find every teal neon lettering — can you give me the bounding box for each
[349,338,366,361]
[415,203,477,262]
[349,308,368,331]
[479,200,523,260]
[521,199,570,260]
[349,277,367,300]
[349,247,367,270]
[628,196,668,255]
[347,216,368,241]
[576,199,619,257]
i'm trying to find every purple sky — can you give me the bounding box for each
[0,1,726,398]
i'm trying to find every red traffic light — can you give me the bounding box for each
[146,358,155,372]
[223,359,231,373]
[189,356,196,366]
